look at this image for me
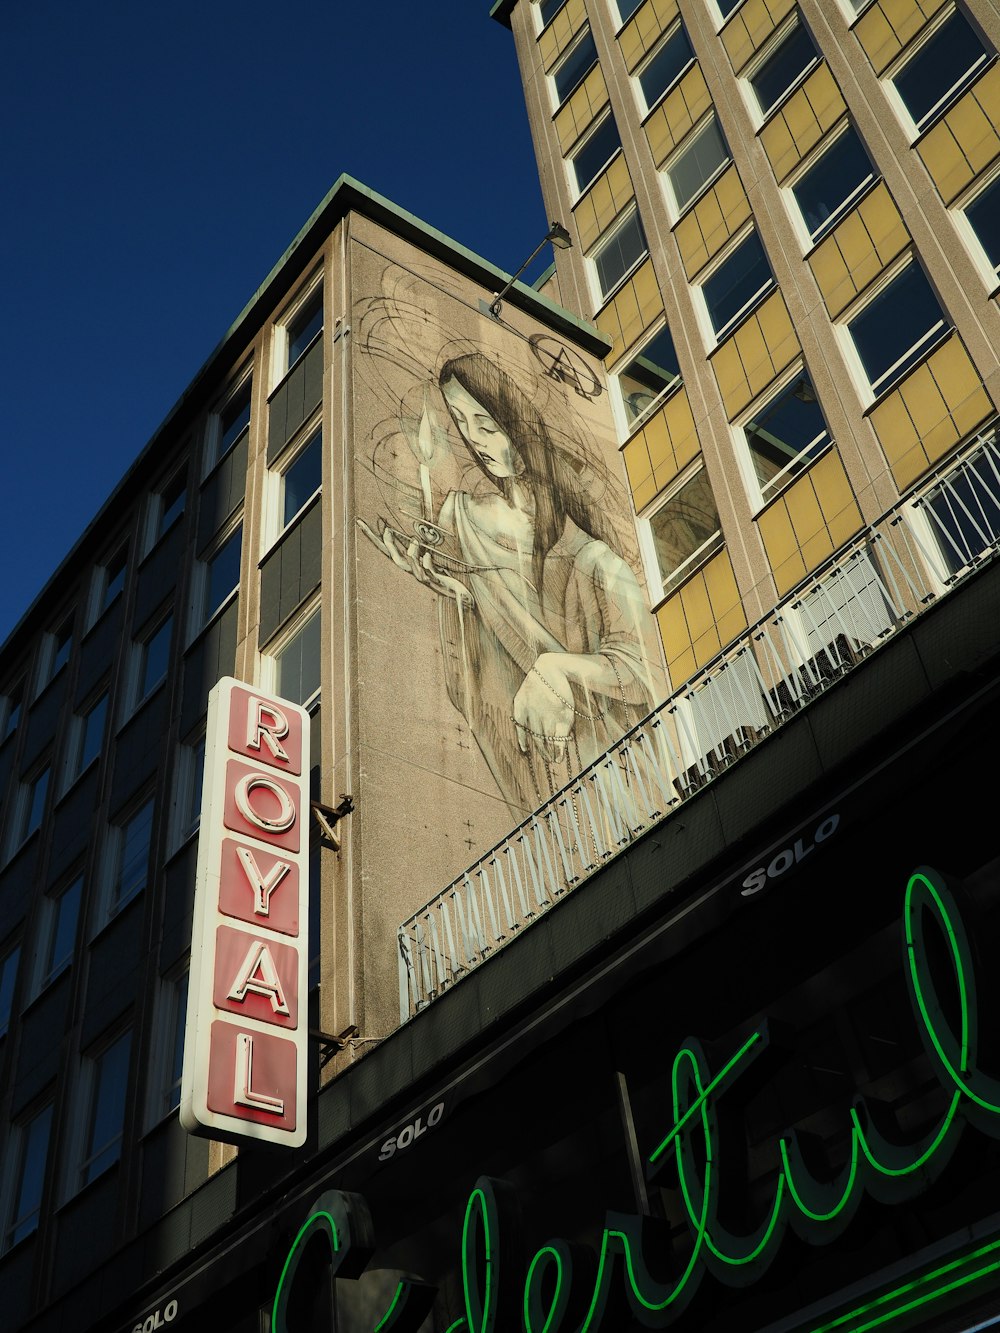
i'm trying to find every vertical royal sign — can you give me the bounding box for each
[180,677,310,1148]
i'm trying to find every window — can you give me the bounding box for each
[891,8,988,133]
[96,545,127,618]
[63,691,107,789]
[553,30,598,104]
[214,380,251,467]
[150,970,188,1123]
[637,23,694,111]
[615,0,644,21]
[50,619,73,678]
[844,261,947,396]
[273,608,321,706]
[79,1030,131,1188]
[664,115,730,214]
[643,466,723,594]
[748,20,818,117]
[965,173,1000,281]
[4,1104,52,1250]
[154,468,187,542]
[106,799,154,919]
[8,766,50,856]
[135,614,172,704]
[173,731,206,847]
[281,431,322,529]
[2,680,23,742]
[35,875,82,991]
[570,113,621,195]
[701,230,774,339]
[201,523,243,624]
[742,370,831,503]
[285,290,323,374]
[538,0,567,27]
[0,945,20,1037]
[791,125,875,241]
[593,208,648,300]
[617,325,682,426]
[716,0,745,19]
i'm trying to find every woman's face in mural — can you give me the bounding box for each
[441,377,522,480]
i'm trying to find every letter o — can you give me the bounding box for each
[397,1124,414,1150]
[144,1318,155,1333]
[165,1302,178,1323]
[768,848,794,878]
[428,1102,444,1127]
[816,813,839,843]
[235,775,295,833]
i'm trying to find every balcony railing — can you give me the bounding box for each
[397,425,1000,1020]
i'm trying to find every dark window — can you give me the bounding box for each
[847,262,946,394]
[615,0,645,20]
[205,524,243,622]
[967,175,1000,276]
[893,9,987,131]
[158,469,187,538]
[750,22,818,115]
[139,616,172,700]
[218,384,251,461]
[4,1104,52,1250]
[649,468,722,591]
[717,0,744,17]
[286,291,323,372]
[39,876,82,990]
[792,126,875,239]
[553,31,598,103]
[667,115,730,212]
[744,372,831,500]
[26,769,49,840]
[702,231,773,336]
[111,800,154,914]
[51,618,73,679]
[571,113,621,193]
[80,1031,131,1186]
[164,975,187,1116]
[66,692,107,786]
[282,433,322,527]
[102,547,127,612]
[594,210,647,298]
[638,24,694,109]
[3,681,22,741]
[275,610,321,706]
[0,946,19,1036]
[619,326,682,424]
[539,0,567,26]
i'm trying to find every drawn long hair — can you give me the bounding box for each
[438,353,619,592]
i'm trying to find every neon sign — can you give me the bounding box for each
[272,867,1000,1330]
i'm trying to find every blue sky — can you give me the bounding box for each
[0,1,548,643]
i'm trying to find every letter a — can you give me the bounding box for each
[228,940,291,1015]
[245,696,291,763]
[234,1033,284,1113]
[236,846,291,916]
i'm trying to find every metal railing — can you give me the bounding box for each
[397,425,1000,1020]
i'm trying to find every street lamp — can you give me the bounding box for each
[487,221,573,319]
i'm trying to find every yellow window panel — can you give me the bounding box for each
[917,122,970,205]
[675,210,709,279]
[812,450,856,524]
[761,67,845,182]
[616,285,645,352]
[898,361,946,439]
[643,412,672,475]
[574,164,634,252]
[855,0,946,75]
[715,164,751,223]
[800,529,835,574]
[871,388,921,468]
[734,320,770,399]
[859,183,909,263]
[623,436,653,490]
[953,382,995,441]
[665,389,699,472]
[681,572,715,644]
[692,626,724,670]
[539,0,588,71]
[619,0,680,72]
[703,549,742,620]
[574,195,600,254]
[658,597,692,668]
[758,500,798,568]
[631,472,660,513]
[648,66,711,166]
[760,115,796,182]
[721,0,795,73]
[632,259,663,336]
[711,341,750,420]
[809,239,854,319]
[784,474,825,546]
[666,641,697,685]
[645,104,673,165]
[920,412,961,465]
[926,337,994,461]
[756,292,800,379]
[716,603,750,649]
[555,66,609,155]
[596,305,626,366]
[891,443,933,490]
[827,497,864,551]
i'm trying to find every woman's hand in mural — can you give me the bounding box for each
[357,518,473,608]
[513,657,576,764]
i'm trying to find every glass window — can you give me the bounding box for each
[701,231,773,338]
[174,732,206,846]
[615,0,645,20]
[275,610,321,706]
[571,113,621,194]
[846,262,946,395]
[0,945,20,1036]
[966,175,1000,279]
[553,30,598,104]
[50,619,73,679]
[792,126,875,240]
[2,680,23,742]
[100,546,127,614]
[26,768,49,841]
[110,799,154,915]
[80,1031,131,1187]
[892,9,987,132]
[638,24,694,111]
[217,382,251,463]
[539,0,567,26]
[647,467,722,592]
[4,1104,52,1250]
[743,371,831,502]
[749,22,818,116]
[204,524,242,623]
[618,325,682,425]
[593,209,648,299]
[716,0,744,17]
[157,469,187,539]
[157,972,188,1119]
[38,876,82,990]
[282,433,322,527]
[665,115,730,213]
[138,615,172,701]
[65,692,107,787]
[286,291,323,373]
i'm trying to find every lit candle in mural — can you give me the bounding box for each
[411,391,436,521]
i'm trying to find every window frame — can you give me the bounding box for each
[662,113,732,218]
[744,13,820,124]
[569,110,622,198]
[102,795,156,925]
[551,28,599,107]
[274,274,324,388]
[697,226,776,344]
[147,966,189,1127]
[536,0,568,31]
[955,164,1000,293]
[884,4,990,139]
[3,1100,54,1252]
[263,600,322,710]
[61,687,109,793]
[788,121,878,246]
[613,322,683,435]
[839,256,950,403]
[146,464,188,552]
[89,542,128,629]
[192,515,243,638]
[32,872,83,995]
[1,678,24,744]
[638,462,725,602]
[128,610,173,714]
[591,205,649,305]
[75,1027,132,1193]
[735,363,833,510]
[266,423,323,551]
[0,942,21,1038]
[206,370,252,477]
[634,20,696,115]
[170,727,206,852]
[5,762,51,861]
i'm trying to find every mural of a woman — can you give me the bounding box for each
[361,352,665,811]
